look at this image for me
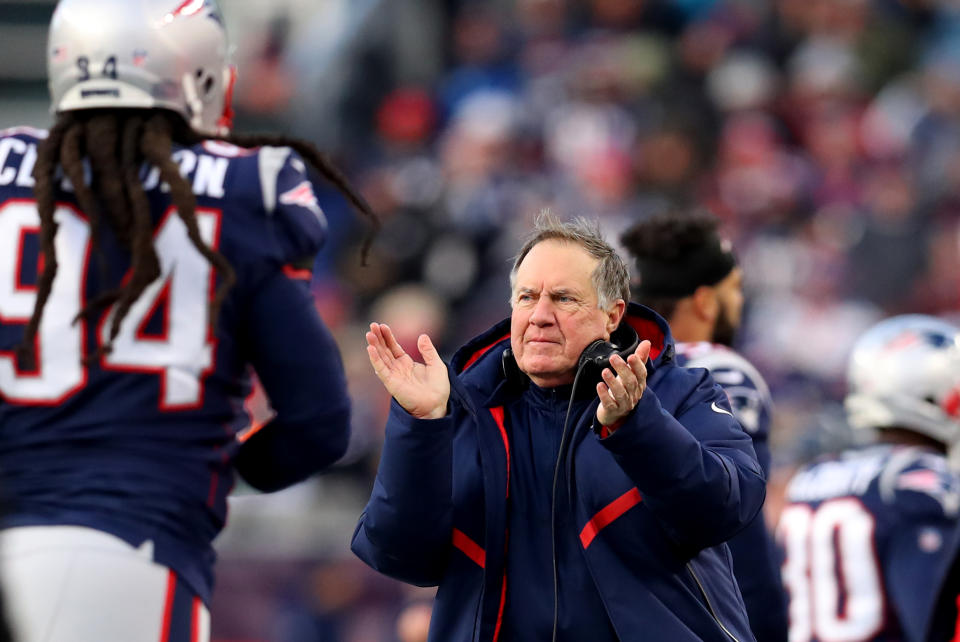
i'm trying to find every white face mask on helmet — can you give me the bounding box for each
[845,314,960,454]
[47,0,235,136]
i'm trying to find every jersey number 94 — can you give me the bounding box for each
[0,200,220,409]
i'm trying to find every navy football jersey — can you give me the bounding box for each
[676,341,788,641]
[0,127,350,602]
[675,342,773,476]
[778,445,960,642]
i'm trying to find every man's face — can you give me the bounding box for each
[711,267,744,347]
[510,239,622,387]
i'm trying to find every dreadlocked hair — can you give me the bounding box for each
[20,109,380,369]
[21,109,235,366]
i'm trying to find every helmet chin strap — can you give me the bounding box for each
[215,65,237,135]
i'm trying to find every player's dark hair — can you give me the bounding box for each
[620,211,723,266]
[620,211,735,316]
[22,109,379,367]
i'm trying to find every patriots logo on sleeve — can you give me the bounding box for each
[898,469,946,494]
[895,466,960,516]
[279,181,324,220]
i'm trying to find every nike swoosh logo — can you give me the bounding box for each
[711,401,734,417]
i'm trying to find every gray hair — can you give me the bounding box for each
[509,211,630,310]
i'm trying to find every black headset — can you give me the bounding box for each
[575,321,641,383]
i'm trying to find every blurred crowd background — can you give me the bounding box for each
[3,0,960,639]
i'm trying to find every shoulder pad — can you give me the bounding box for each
[0,128,46,190]
[257,146,328,265]
[676,343,771,398]
[675,342,772,435]
[188,143,327,268]
[0,126,47,141]
[878,448,960,517]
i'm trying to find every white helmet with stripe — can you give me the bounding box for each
[845,314,960,450]
[47,0,235,135]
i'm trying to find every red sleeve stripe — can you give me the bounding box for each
[158,570,177,642]
[598,417,626,439]
[282,265,312,280]
[579,487,643,549]
[452,528,486,568]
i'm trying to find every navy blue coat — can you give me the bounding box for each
[352,304,765,641]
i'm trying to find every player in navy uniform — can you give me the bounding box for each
[620,212,788,642]
[0,1,377,640]
[777,315,960,642]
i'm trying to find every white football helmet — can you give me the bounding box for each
[47,0,235,136]
[845,314,960,449]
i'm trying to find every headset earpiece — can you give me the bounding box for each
[577,322,641,383]
[501,348,527,389]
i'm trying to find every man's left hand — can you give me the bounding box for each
[596,340,652,430]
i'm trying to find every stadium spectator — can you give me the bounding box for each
[776,315,960,642]
[353,213,764,641]
[621,210,788,642]
[0,0,377,640]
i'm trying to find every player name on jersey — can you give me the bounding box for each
[0,135,229,199]
[787,455,884,501]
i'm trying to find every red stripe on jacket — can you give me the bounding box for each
[579,487,643,549]
[493,575,508,642]
[489,407,509,498]
[452,528,486,568]
[488,406,510,641]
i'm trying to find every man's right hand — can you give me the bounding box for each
[366,322,450,419]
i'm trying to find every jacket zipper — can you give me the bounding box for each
[686,563,741,642]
